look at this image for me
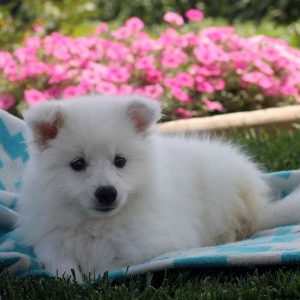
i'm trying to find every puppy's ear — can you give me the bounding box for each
[127,97,161,135]
[23,101,64,150]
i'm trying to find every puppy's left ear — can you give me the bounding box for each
[23,101,64,150]
[127,97,161,135]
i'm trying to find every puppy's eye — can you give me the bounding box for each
[114,155,126,168]
[70,157,87,171]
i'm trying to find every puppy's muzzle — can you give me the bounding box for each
[94,185,117,211]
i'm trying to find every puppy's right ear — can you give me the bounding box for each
[23,101,64,151]
[127,96,161,136]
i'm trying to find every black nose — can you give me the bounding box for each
[95,186,117,206]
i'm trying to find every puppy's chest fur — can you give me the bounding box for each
[54,218,187,275]
[49,193,248,276]
[67,227,129,275]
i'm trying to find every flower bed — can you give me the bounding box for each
[0,9,300,120]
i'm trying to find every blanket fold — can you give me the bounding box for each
[1,108,300,280]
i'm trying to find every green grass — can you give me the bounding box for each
[1,127,300,299]
[233,127,300,172]
[2,267,300,299]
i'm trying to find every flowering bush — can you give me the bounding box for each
[0,9,300,120]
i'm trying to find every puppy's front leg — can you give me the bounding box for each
[35,243,83,282]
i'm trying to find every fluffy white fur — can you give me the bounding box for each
[16,95,300,281]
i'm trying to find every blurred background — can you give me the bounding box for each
[1,0,299,49]
[0,0,299,121]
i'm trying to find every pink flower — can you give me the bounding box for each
[33,24,43,34]
[214,79,225,91]
[280,85,298,96]
[163,12,184,26]
[192,65,223,76]
[193,45,227,65]
[24,89,48,105]
[14,47,36,64]
[164,77,181,88]
[263,87,280,97]
[143,84,164,99]
[182,33,198,46]
[203,99,223,111]
[51,43,71,61]
[96,82,117,95]
[125,17,144,31]
[174,107,197,119]
[171,87,191,102]
[80,69,102,87]
[242,72,261,84]
[175,72,194,88]
[22,61,47,77]
[0,51,12,69]
[146,69,163,83]
[254,59,274,75]
[112,27,132,40]
[165,74,193,88]
[258,77,274,90]
[161,55,182,68]
[25,36,41,49]
[94,22,108,35]
[104,66,131,83]
[3,61,18,77]
[132,38,157,54]
[105,43,132,62]
[48,64,69,84]
[0,95,15,110]
[62,86,87,98]
[232,60,248,73]
[202,27,235,42]
[118,85,134,95]
[161,49,188,68]
[196,81,215,93]
[242,71,275,91]
[159,28,180,46]
[44,87,62,99]
[78,81,93,94]
[135,84,164,100]
[134,56,154,70]
[185,9,204,21]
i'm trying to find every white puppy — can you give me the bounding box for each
[16,95,300,281]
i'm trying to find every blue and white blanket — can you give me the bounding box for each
[1,108,300,280]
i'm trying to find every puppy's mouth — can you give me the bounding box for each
[94,206,116,212]
[88,197,122,215]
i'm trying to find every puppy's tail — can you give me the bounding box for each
[257,190,300,231]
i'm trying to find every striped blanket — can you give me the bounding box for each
[1,108,300,280]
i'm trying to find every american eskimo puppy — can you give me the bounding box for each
[17,95,300,281]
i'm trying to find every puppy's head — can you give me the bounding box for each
[24,95,161,217]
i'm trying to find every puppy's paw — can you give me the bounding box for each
[35,244,84,282]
